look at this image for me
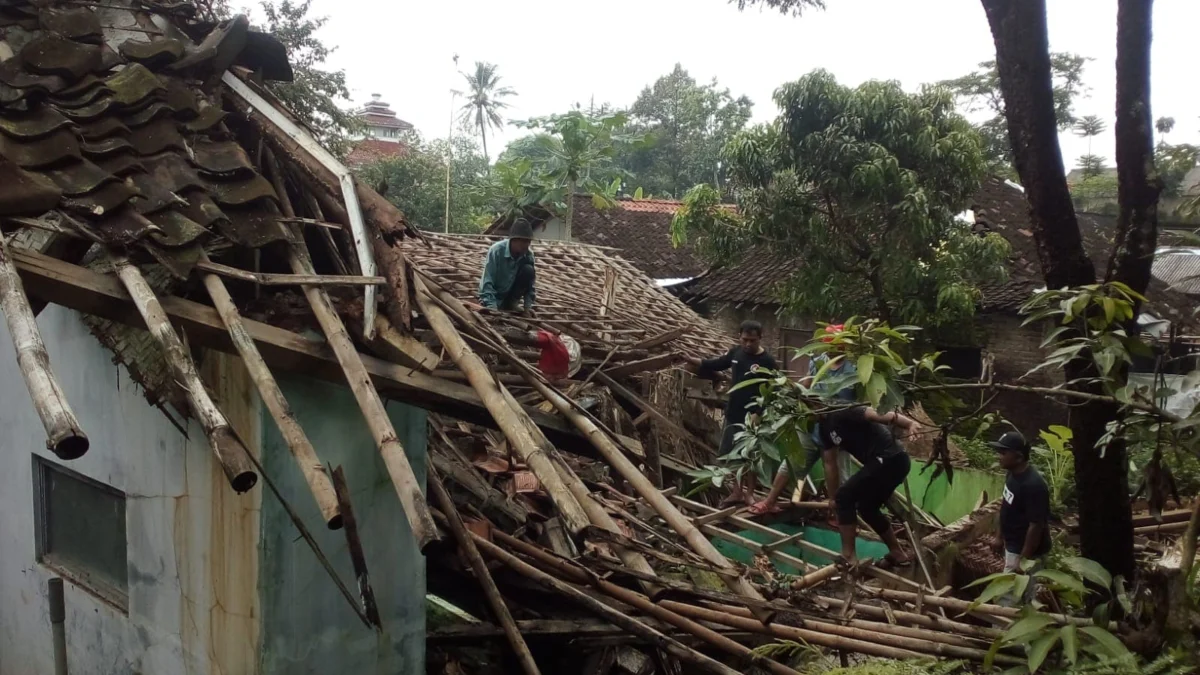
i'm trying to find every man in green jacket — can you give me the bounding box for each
[479,219,536,314]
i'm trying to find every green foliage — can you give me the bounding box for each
[1074,115,1106,140]
[353,134,490,233]
[1075,154,1108,179]
[459,61,516,162]
[954,434,1000,472]
[1156,141,1200,199]
[969,557,1134,673]
[1034,426,1077,512]
[672,70,1008,328]
[620,64,753,198]
[939,53,1091,172]
[481,158,563,225]
[1070,174,1119,215]
[256,0,361,158]
[750,637,823,669]
[816,660,966,675]
[727,0,825,16]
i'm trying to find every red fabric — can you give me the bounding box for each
[820,323,845,343]
[536,330,570,380]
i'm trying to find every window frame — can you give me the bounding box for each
[32,455,129,612]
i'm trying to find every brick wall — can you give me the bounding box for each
[976,314,1071,437]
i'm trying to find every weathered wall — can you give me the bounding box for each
[0,307,262,675]
[257,374,426,675]
[975,313,1070,435]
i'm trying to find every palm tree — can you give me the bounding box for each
[1073,115,1106,157]
[459,61,516,164]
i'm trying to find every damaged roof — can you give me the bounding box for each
[399,233,733,356]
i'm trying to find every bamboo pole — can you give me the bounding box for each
[470,532,742,675]
[331,467,380,627]
[790,561,852,591]
[515,370,775,623]
[697,602,1019,664]
[813,595,1003,640]
[412,275,590,536]
[112,256,256,492]
[264,150,438,550]
[0,230,88,459]
[199,251,341,527]
[867,588,1095,626]
[428,473,541,675]
[493,531,801,675]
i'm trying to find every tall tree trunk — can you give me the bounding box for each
[981,0,1135,578]
[1108,0,1161,291]
[565,176,577,241]
[480,123,490,165]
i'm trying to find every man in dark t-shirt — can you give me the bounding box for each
[820,405,917,569]
[991,431,1051,580]
[685,320,778,506]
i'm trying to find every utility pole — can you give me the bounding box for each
[445,54,460,234]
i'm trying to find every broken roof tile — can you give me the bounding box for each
[206,173,277,207]
[104,62,165,107]
[0,156,61,215]
[0,106,71,139]
[41,158,117,196]
[191,139,255,176]
[126,117,185,155]
[118,38,186,68]
[0,126,80,167]
[146,209,208,247]
[39,8,103,44]
[20,34,102,79]
[215,206,289,248]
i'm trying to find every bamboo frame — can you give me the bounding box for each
[265,150,438,550]
[412,275,590,536]
[0,230,88,459]
[112,255,256,492]
[199,251,341,527]
[429,472,540,675]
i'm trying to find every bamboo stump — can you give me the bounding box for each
[199,252,341,527]
[0,231,88,459]
[112,256,256,492]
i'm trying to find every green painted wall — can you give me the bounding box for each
[714,524,890,574]
[258,375,426,675]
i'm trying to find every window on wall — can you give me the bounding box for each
[33,456,128,609]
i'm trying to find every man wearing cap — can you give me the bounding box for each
[992,431,1051,582]
[479,218,537,315]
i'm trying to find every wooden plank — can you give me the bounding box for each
[599,353,679,380]
[10,247,612,458]
[631,328,686,351]
[366,314,439,372]
[194,260,386,287]
[330,467,381,628]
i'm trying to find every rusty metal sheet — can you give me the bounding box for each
[118,38,185,68]
[0,106,71,140]
[61,178,137,216]
[127,117,184,155]
[147,208,208,247]
[20,35,102,79]
[214,205,289,248]
[143,153,205,194]
[0,126,80,168]
[0,156,61,216]
[105,63,165,107]
[191,140,255,176]
[79,116,130,141]
[40,158,117,196]
[206,173,276,207]
[39,8,103,43]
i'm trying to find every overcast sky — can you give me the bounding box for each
[308,0,1199,168]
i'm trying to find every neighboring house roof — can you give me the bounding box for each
[684,176,1194,325]
[398,233,733,356]
[487,195,709,279]
[346,138,409,167]
[1153,250,1200,297]
[354,94,413,130]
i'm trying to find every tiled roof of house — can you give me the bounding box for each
[1153,250,1200,296]
[486,195,708,279]
[346,138,408,167]
[685,176,1195,324]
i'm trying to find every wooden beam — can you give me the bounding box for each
[9,247,631,459]
[194,260,386,287]
[630,328,686,351]
[366,314,439,372]
[331,467,381,628]
[599,353,679,380]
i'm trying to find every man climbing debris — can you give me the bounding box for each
[478,218,536,315]
[821,405,918,570]
[684,320,778,506]
[992,430,1051,593]
[750,324,856,516]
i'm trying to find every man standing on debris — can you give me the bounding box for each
[821,405,917,569]
[478,218,536,315]
[684,320,778,506]
[992,431,1051,583]
[750,325,857,516]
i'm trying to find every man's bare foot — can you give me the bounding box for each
[748,500,783,516]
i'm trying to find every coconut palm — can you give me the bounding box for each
[459,61,516,164]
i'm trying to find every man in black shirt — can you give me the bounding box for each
[820,405,917,568]
[685,320,778,506]
[991,431,1051,580]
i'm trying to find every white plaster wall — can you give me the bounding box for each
[0,306,260,674]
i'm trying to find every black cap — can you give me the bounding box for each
[509,218,534,240]
[989,431,1030,457]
